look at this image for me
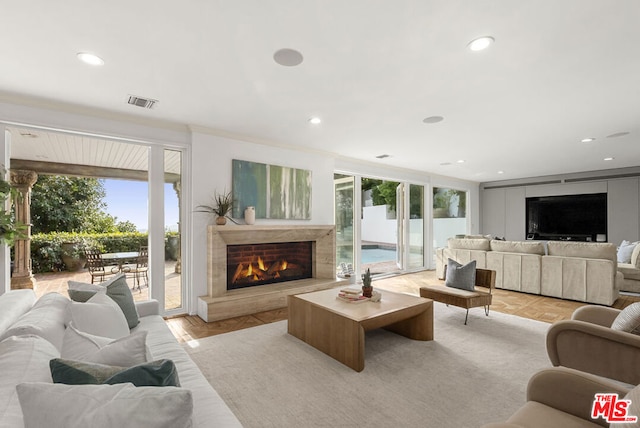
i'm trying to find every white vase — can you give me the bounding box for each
[244,206,255,225]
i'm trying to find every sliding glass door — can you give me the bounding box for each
[361,178,400,277]
[335,174,425,279]
[335,174,355,277]
[408,184,425,269]
[164,149,183,311]
[432,187,468,263]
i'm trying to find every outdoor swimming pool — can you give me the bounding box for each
[361,247,396,264]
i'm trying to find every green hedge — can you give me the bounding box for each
[31,232,179,273]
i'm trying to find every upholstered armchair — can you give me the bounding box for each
[546,305,640,385]
[481,367,635,428]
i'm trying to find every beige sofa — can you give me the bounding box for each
[617,244,640,293]
[436,238,622,306]
[547,305,640,385]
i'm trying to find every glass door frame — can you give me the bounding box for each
[335,171,428,281]
[0,121,190,315]
[149,145,190,317]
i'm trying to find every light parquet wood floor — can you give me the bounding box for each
[167,270,640,343]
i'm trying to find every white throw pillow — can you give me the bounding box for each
[617,240,639,263]
[0,335,60,426]
[61,323,149,366]
[68,274,140,329]
[68,290,129,339]
[611,302,640,335]
[17,382,193,428]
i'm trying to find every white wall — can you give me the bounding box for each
[361,205,396,244]
[190,131,335,316]
[433,218,468,249]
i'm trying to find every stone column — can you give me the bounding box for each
[9,170,38,289]
[173,180,181,274]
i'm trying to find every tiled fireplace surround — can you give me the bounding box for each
[198,225,346,322]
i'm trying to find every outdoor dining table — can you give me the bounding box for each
[101,251,139,272]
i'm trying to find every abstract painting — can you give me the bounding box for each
[232,159,312,220]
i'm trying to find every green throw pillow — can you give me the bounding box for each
[67,282,101,302]
[50,358,180,387]
[68,274,140,329]
[445,259,476,292]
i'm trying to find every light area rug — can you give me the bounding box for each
[185,303,551,428]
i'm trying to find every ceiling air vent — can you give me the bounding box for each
[127,95,158,109]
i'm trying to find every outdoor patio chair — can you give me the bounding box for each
[122,246,149,292]
[84,248,119,284]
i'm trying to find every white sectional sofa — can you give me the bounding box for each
[0,288,242,428]
[436,238,622,306]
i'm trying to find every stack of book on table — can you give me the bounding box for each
[336,288,369,304]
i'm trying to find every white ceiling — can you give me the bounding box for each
[2,0,640,183]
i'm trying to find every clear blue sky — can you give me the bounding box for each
[102,179,180,232]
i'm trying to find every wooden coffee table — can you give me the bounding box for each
[287,288,433,372]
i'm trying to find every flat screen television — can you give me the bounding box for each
[526,193,607,241]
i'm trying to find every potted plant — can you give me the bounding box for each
[196,190,237,225]
[361,268,373,297]
[0,167,27,246]
[60,241,87,272]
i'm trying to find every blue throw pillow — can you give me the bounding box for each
[445,259,476,291]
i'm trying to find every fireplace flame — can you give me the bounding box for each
[227,241,313,290]
[232,257,294,286]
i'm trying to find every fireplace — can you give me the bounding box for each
[200,225,347,322]
[227,241,313,290]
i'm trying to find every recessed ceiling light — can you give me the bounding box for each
[308,117,321,125]
[607,132,630,138]
[467,36,494,51]
[581,138,595,143]
[273,48,303,66]
[422,116,444,124]
[457,159,465,163]
[375,154,390,159]
[77,52,104,66]
[604,157,615,161]
[497,171,504,174]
